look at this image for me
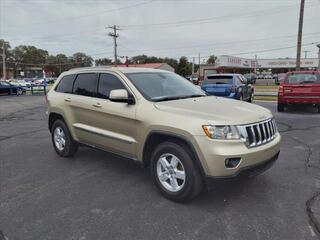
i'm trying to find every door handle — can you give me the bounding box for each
[93,103,102,108]
[64,97,72,102]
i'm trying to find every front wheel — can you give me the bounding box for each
[51,119,78,157]
[151,141,203,202]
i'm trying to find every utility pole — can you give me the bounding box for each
[303,50,310,58]
[296,0,305,71]
[198,53,201,80]
[192,57,195,75]
[317,44,320,70]
[254,55,257,74]
[2,41,6,80]
[107,25,120,66]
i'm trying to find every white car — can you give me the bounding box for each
[11,80,31,88]
[34,79,44,85]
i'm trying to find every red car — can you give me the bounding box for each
[278,71,320,112]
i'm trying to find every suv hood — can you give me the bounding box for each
[154,96,272,125]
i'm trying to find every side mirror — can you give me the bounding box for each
[109,89,135,104]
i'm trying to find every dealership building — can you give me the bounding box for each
[198,55,319,80]
[216,55,319,73]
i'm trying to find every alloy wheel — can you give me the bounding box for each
[54,127,66,151]
[156,153,186,192]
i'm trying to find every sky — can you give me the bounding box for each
[1,0,320,63]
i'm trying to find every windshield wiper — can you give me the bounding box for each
[152,94,205,102]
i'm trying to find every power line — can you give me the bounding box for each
[116,31,320,55]
[120,3,319,30]
[192,41,320,59]
[4,0,156,28]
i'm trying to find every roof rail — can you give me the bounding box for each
[68,66,112,71]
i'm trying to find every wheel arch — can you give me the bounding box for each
[48,112,65,132]
[142,131,206,177]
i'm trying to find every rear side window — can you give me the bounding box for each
[287,74,320,84]
[203,76,233,84]
[97,73,126,99]
[73,73,98,97]
[55,74,76,93]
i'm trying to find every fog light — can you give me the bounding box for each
[225,158,241,168]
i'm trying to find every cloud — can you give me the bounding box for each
[1,0,319,60]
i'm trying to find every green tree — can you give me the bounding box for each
[71,52,93,68]
[177,56,191,77]
[95,58,112,66]
[10,45,49,77]
[206,55,218,65]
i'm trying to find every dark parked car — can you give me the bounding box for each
[201,74,254,102]
[278,71,320,112]
[0,81,26,96]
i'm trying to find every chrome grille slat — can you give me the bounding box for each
[250,126,257,146]
[241,118,278,148]
[265,122,271,141]
[256,124,262,144]
[262,123,267,143]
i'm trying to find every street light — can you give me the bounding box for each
[317,44,320,70]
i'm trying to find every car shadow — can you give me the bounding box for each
[284,105,319,114]
[72,146,270,205]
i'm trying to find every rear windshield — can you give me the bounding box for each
[287,74,320,84]
[203,76,233,84]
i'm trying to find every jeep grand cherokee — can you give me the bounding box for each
[47,67,281,202]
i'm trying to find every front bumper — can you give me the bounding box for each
[193,133,281,177]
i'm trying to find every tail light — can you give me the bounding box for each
[278,85,284,96]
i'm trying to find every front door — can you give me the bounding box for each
[71,72,138,159]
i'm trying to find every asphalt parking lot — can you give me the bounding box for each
[0,95,319,240]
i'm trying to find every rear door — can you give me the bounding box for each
[201,75,233,96]
[283,73,320,101]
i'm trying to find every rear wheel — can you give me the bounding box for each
[51,119,78,157]
[151,141,203,202]
[247,92,254,103]
[16,89,22,96]
[277,103,285,112]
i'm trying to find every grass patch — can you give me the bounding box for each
[254,95,278,101]
[254,85,279,89]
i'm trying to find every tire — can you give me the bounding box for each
[247,92,254,103]
[277,103,285,112]
[239,94,243,101]
[150,141,203,202]
[16,89,22,96]
[51,119,78,157]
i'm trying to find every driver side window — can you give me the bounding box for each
[98,73,126,99]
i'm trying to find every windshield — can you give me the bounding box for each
[203,75,233,85]
[125,72,206,102]
[287,74,320,84]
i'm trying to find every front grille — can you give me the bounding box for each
[238,118,278,148]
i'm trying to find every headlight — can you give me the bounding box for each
[202,125,240,140]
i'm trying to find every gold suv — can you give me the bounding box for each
[47,67,281,202]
